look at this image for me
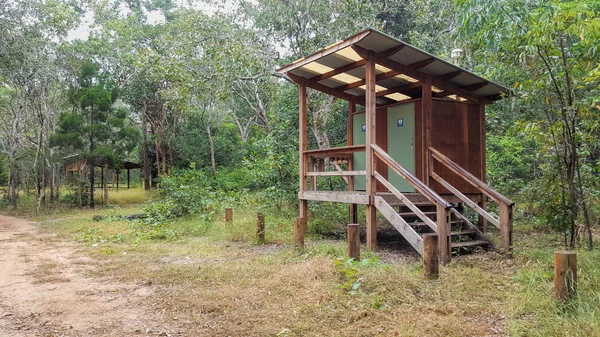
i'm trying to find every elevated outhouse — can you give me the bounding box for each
[277,29,514,263]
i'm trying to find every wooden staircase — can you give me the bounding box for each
[375,197,492,256]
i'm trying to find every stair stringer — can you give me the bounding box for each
[374,196,424,255]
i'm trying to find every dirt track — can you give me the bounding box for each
[0,215,179,337]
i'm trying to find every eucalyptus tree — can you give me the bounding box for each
[457,0,600,248]
[0,0,80,207]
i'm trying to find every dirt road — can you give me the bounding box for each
[0,215,179,337]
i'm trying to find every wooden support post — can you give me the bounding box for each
[422,77,433,186]
[423,233,439,279]
[294,217,306,248]
[257,212,265,243]
[436,205,451,264]
[225,208,233,223]
[348,99,357,224]
[499,203,513,256]
[554,251,577,301]
[365,51,377,251]
[347,224,360,261]
[299,81,308,219]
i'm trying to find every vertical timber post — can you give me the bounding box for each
[554,251,577,301]
[422,76,433,186]
[423,233,439,279]
[347,224,360,261]
[225,208,233,223]
[298,80,308,220]
[294,217,306,248]
[436,205,451,264]
[347,99,357,223]
[257,212,265,243]
[478,197,488,233]
[365,51,377,251]
[499,203,513,256]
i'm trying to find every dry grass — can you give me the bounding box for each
[35,206,600,337]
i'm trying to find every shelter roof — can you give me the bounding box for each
[277,29,508,105]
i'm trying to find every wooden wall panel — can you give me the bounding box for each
[429,100,483,195]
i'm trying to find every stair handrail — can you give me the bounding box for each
[428,147,513,206]
[372,144,452,209]
[429,146,514,254]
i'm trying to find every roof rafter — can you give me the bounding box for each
[288,73,367,105]
[376,82,422,97]
[307,60,366,83]
[353,45,483,103]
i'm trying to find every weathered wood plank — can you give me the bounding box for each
[299,191,370,204]
[437,204,451,264]
[374,196,424,255]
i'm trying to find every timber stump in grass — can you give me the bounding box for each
[554,251,577,301]
[225,208,233,223]
[257,212,265,243]
[294,217,306,248]
[423,233,439,279]
[347,224,360,261]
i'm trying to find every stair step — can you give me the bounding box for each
[451,229,477,236]
[409,219,463,227]
[451,240,489,248]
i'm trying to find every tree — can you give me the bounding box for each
[52,60,139,208]
[457,0,600,249]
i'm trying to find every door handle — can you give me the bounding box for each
[410,136,414,145]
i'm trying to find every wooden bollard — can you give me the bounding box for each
[554,251,577,300]
[423,233,439,279]
[347,224,360,261]
[294,217,306,248]
[257,212,265,243]
[225,208,233,223]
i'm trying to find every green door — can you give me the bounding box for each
[387,103,415,193]
[352,113,366,190]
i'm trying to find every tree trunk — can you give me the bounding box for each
[142,112,151,190]
[206,123,216,178]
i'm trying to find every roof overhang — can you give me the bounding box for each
[277,29,509,105]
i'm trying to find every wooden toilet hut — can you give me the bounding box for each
[277,29,514,263]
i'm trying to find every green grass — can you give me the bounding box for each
[23,203,600,336]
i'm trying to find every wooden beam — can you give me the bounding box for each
[307,59,366,83]
[363,54,482,103]
[374,196,424,255]
[299,191,370,204]
[423,234,439,279]
[289,73,353,101]
[277,30,371,74]
[438,70,462,81]
[462,82,488,91]
[365,52,377,251]
[409,58,435,70]
[554,251,577,300]
[348,99,357,224]
[376,82,421,97]
[299,81,308,219]
[347,224,361,261]
[436,204,451,264]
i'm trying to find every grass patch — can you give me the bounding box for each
[27,203,600,336]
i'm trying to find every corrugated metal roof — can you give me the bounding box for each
[277,29,508,104]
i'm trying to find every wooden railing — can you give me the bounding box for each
[429,147,514,254]
[372,144,453,263]
[303,145,366,190]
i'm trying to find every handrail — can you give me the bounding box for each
[372,144,452,209]
[306,170,365,177]
[374,171,437,232]
[428,147,514,206]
